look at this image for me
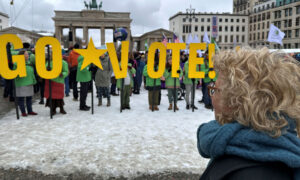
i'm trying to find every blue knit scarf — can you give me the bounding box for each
[197,117,300,179]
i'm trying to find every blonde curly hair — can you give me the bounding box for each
[213,47,300,137]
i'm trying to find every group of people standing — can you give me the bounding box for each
[2,42,216,117]
[143,50,216,111]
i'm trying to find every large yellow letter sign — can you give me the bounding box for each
[188,43,206,79]
[167,43,186,78]
[0,34,26,79]
[147,42,167,78]
[107,41,129,79]
[35,37,62,79]
[208,43,216,79]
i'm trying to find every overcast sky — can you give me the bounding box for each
[0,0,232,46]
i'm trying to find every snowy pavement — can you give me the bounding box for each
[0,88,214,179]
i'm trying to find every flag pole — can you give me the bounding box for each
[152,78,156,112]
[91,79,94,114]
[120,78,124,113]
[152,64,158,112]
[173,77,176,112]
[47,45,53,119]
[7,43,19,120]
[192,78,195,112]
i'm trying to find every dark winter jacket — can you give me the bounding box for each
[136,59,145,87]
[197,116,300,179]
[95,56,112,87]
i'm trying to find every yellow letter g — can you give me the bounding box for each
[0,34,26,79]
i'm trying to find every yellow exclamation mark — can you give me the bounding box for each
[208,43,216,79]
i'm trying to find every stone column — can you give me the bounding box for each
[72,27,76,45]
[101,27,105,46]
[55,26,62,44]
[83,26,88,46]
[126,27,132,52]
[113,26,117,50]
[146,38,150,51]
[137,41,140,51]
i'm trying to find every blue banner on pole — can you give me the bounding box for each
[212,16,218,38]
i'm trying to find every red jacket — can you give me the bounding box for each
[68,50,80,68]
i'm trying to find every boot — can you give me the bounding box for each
[168,104,172,110]
[39,99,44,105]
[60,106,67,114]
[191,105,198,110]
[107,98,111,107]
[98,98,102,106]
[51,107,56,116]
[198,99,204,104]
[186,104,190,110]
[205,104,213,110]
[175,104,179,110]
[28,111,38,115]
[154,106,159,111]
[149,105,152,110]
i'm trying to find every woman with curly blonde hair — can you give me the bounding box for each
[198,47,300,180]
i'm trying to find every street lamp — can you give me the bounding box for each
[186,5,196,34]
[186,5,197,113]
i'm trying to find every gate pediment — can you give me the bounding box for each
[81,10,105,18]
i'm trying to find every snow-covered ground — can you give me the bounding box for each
[0,88,214,179]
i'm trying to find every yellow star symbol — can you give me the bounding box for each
[74,38,107,71]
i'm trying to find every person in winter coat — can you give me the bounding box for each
[133,53,145,94]
[117,63,136,110]
[76,55,92,111]
[44,57,69,115]
[62,49,70,97]
[183,60,199,110]
[110,52,120,96]
[95,53,113,107]
[14,50,37,117]
[68,44,80,101]
[143,51,161,111]
[198,48,300,180]
[201,56,217,110]
[3,47,18,102]
[163,55,183,110]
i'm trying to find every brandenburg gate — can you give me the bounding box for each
[52,9,132,47]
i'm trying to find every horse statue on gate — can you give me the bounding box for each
[84,1,88,9]
[90,0,98,10]
[99,1,103,10]
[84,0,103,10]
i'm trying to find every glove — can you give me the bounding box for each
[177,70,181,74]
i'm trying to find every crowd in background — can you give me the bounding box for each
[1,42,224,117]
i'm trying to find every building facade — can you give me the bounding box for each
[0,12,9,31]
[233,0,260,14]
[0,26,43,44]
[234,0,300,49]
[248,1,274,48]
[272,1,300,48]
[169,12,249,50]
[132,28,173,51]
